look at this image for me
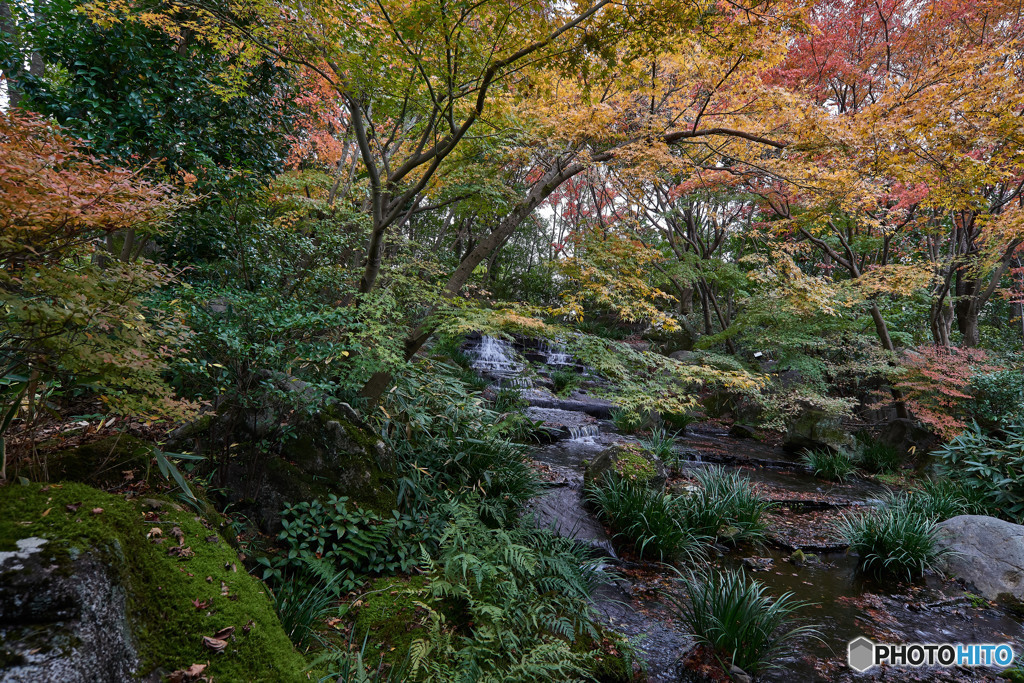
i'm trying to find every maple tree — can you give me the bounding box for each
[0,111,192,478]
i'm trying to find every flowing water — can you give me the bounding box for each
[469,335,522,376]
[526,422,1024,682]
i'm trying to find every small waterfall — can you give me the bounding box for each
[470,336,522,375]
[541,341,572,367]
[567,424,600,440]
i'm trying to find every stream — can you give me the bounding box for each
[525,425,1024,682]
[467,335,1024,681]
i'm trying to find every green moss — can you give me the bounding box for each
[0,482,308,681]
[353,575,427,666]
[612,444,657,483]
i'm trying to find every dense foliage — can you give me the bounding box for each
[2,0,1024,678]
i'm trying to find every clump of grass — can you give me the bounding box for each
[662,411,697,434]
[801,448,857,482]
[885,478,989,522]
[861,441,903,474]
[667,566,820,675]
[272,563,344,650]
[835,508,949,580]
[550,368,583,397]
[678,466,772,543]
[640,425,678,463]
[587,473,707,561]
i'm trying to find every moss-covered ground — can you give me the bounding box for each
[0,481,308,681]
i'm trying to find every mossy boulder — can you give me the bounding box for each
[222,411,397,533]
[783,402,856,454]
[585,442,667,489]
[0,482,307,681]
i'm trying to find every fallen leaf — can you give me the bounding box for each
[242,619,254,634]
[205,535,219,544]
[202,636,227,653]
[171,526,185,544]
[41,508,51,517]
[184,663,207,677]
[213,626,235,639]
[65,502,82,513]
[168,546,195,559]
[147,527,163,539]
[192,598,212,610]
[91,508,103,515]
[220,581,229,596]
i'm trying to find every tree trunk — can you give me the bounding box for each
[867,302,910,420]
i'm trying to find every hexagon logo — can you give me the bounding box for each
[848,637,876,672]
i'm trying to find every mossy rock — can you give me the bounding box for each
[585,442,667,489]
[223,413,397,533]
[353,575,428,668]
[45,435,155,488]
[0,482,307,681]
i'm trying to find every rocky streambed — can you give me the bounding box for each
[524,422,1024,682]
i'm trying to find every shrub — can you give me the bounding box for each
[860,441,902,474]
[550,368,583,397]
[678,466,772,543]
[272,559,346,651]
[640,426,678,463]
[587,473,708,561]
[258,496,419,593]
[835,508,948,580]
[667,567,820,675]
[933,422,1024,521]
[409,505,604,680]
[967,366,1024,430]
[381,365,540,525]
[801,448,857,481]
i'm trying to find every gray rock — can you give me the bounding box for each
[783,401,856,454]
[878,417,937,455]
[0,540,137,682]
[729,423,756,439]
[521,389,617,419]
[728,664,752,683]
[936,515,1024,603]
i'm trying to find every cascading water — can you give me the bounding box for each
[469,335,522,376]
[541,341,572,366]
[567,424,600,440]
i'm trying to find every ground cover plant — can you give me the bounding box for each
[667,566,821,675]
[835,508,949,580]
[801,449,858,482]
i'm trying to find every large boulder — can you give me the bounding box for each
[783,402,856,454]
[584,441,667,490]
[221,408,395,533]
[0,539,136,682]
[877,418,938,455]
[936,515,1024,604]
[0,482,307,682]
